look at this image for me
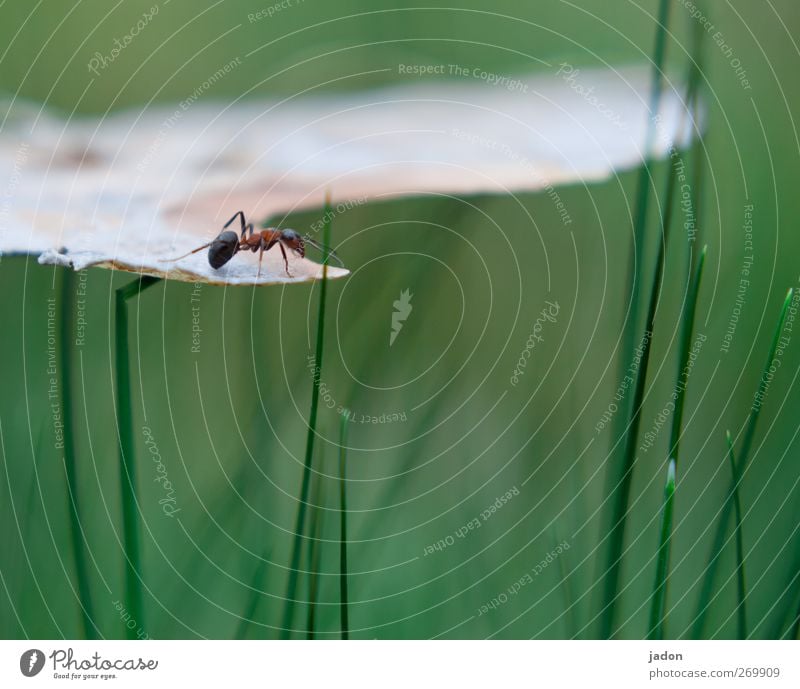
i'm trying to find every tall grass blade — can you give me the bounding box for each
[685,1,706,272]
[725,430,747,639]
[734,290,793,478]
[648,245,707,639]
[598,102,689,639]
[615,0,673,403]
[693,288,794,637]
[339,409,350,640]
[688,56,705,261]
[791,598,800,640]
[235,549,270,640]
[598,0,673,638]
[625,0,673,327]
[115,275,160,639]
[554,532,578,639]
[306,459,326,639]
[59,268,97,639]
[281,193,334,638]
[649,460,676,640]
[598,157,674,639]
[668,245,707,461]
[771,551,800,639]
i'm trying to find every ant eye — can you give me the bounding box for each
[282,229,300,241]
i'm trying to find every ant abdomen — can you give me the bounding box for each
[208,230,239,269]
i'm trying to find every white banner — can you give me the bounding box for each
[0,640,797,688]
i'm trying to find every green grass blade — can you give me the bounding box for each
[626,0,673,320]
[649,459,676,639]
[693,287,794,637]
[339,409,350,640]
[59,268,97,639]
[771,553,800,639]
[648,245,707,640]
[598,0,673,638]
[738,290,794,464]
[598,109,687,639]
[554,532,577,639]
[115,275,160,639]
[669,245,707,459]
[615,0,673,425]
[306,457,326,639]
[725,430,748,639]
[791,598,800,640]
[598,163,673,639]
[614,0,673,423]
[688,16,706,258]
[235,549,271,640]
[616,0,673,394]
[282,194,334,638]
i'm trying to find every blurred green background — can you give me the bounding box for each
[1,0,799,639]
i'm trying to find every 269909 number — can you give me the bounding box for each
[736,667,780,678]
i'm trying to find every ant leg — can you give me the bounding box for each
[278,242,292,277]
[163,242,212,262]
[223,211,247,234]
[255,236,281,278]
[242,223,255,240]
[257,242,266,279]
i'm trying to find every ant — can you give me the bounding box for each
[165,211,342,278]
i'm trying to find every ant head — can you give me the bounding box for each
[279,229,305,257]
[208,230,239,269]
[278,228,344,267]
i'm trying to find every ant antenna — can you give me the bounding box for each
[163,242,212,263]
[302,236,344,266]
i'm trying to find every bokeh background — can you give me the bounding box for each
[1,0,799,639]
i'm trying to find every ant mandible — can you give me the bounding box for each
[165,211,342,278]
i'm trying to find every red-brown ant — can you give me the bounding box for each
[165,211,342,277]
